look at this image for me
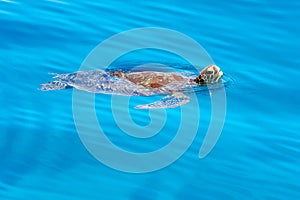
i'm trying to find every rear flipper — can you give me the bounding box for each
[40,81,70,91]
[135,92,190,109]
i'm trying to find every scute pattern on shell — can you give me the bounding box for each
[125,71,186,89]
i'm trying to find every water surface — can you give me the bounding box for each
[1,0,300,199]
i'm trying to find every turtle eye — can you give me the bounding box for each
[195,75,206,85]
[194,75,201,84]
[195,78,204,85]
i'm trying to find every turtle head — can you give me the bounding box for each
[195,65,223,85]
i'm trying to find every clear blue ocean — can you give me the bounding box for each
[1,0,300,199]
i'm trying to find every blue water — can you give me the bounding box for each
[1,0,300,199]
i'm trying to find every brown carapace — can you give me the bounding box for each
[40,65,224,109]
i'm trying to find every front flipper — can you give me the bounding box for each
[135,93,190,109]
[40,81,69,91]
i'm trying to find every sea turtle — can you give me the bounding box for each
[40,65,223,109]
